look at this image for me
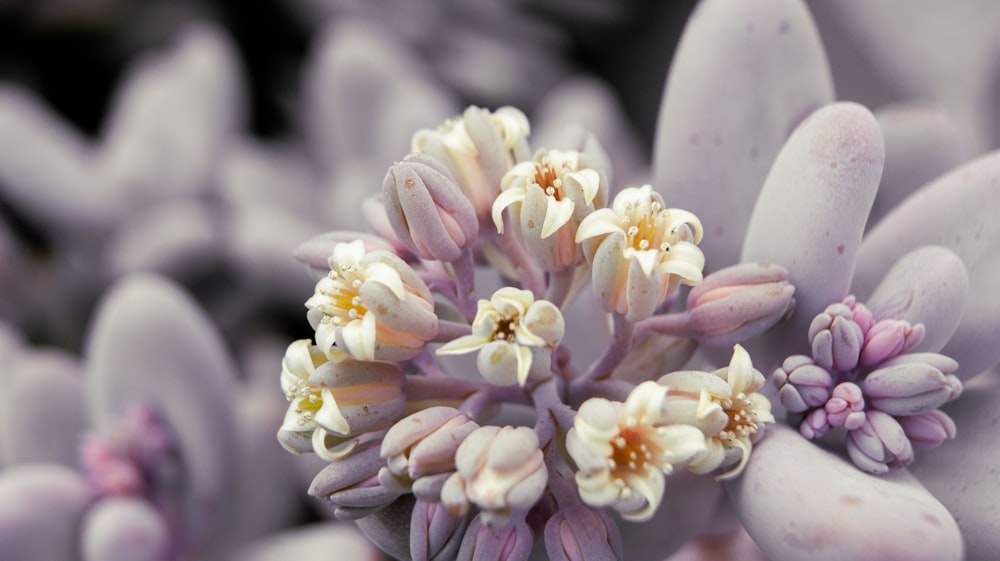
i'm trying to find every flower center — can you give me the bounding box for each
[287,381,323,427]
[622,200,671,253]
[321,265,369,326]
[492,315,518,341]
[607,421,657,478]
[719,393,759,442]
[533,156,566,201]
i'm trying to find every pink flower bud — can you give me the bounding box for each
[380,407,479,497]
[863,355,960,416]
[824,382,866,430]
[799,407,830,440]
[686,262,795,347]
[897,410,957,450]
[383,153,478,262]
[309,445,400,520]
[846,411,914,474]
[410,500,469,561]
[543,504,623,561]
[808,302,864,372]
[773,355,833,413]
[860,319,925,367]
[456,514,535,561]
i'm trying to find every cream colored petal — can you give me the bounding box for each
[688,438,726,475]
[476,341,520,386]
[576,470,618,507]
[657,241,705,282]
[665,208,704,244]
[312,428,359,462]
[279,401,314,433]
[716,437,753,481]
[515,343,534,386]
[363,262,407,300]
[341,313,376,361]
[565,168,601,206]
[653,424,708,466]
[623,381,668,421]
[315,388,350,436]
[726,344,754,394]
[630,248,660,277]
[541,197,575,239]
[658,370,730,398]
[620,469,665,521]
[331,239,366,267]
[436,334,490,355]
[314,320,338,356]
[575,208,623,243]
[492,187,526,234]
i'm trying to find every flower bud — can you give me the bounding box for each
[773,355,833,413]
[543,504,623,561]
[440,426,547,527]
[860,319,925,367]
[846,411,914,474]
[808,302,865,372]
[383,153,479,262]
[863,355,961,416]
[686,262,795,347]
[411,499,469,561]
[897,409,957,450]
[412,106,531,220]
[309,445,400,520]
[824,382,866,430]
[308,358,407,437]
[293,230,402,279]
[380,407,479,497]
[456,514,534,561]
[799,407,830,440]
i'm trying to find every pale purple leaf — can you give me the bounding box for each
[652,0,834,271]
[84,274,238,549]
[81,497,170,561]
[0,463,93,561]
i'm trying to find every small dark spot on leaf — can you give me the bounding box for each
[836,244,844,255]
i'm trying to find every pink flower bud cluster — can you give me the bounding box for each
[773,296,962,474]
[80,404,176,498]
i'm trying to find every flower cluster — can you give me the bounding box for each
[774,296,963,473]
[277,105,793,560]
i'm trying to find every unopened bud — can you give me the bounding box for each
[380,407,479,499]
[440,426,547,527]
[411,499,469,561]
[846,411,914,474]
[773,355,833,413]
[863,353,961,416]
[383,153,478,262]
[686,262,795,347]
[456,514,534,561]
[543,504,623,561]
[860,319,925,367]
[824,382,866,430]
[897,409,957,450]
[309,444,400,520]
[808,302,865,372]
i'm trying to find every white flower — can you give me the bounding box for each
[279,339,406,461]
[566,381,706,521]
[576,184,704,321]
[436,287,564,386]
[657,345,775,480]
[492,149,607,271]
[306,239,438,361]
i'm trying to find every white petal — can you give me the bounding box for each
[575,208,623,243]
[515,343,533,386]
[665,208,704,243]
[566,168,601,206]
[363,262,406,300]
[315,388,350,436]
[620,469,665,521]
[436,334,490,355]
[341,313,376,361]
[654,424,708,465]
[630,249,660,277]
[725,344,754,394]
[541,197,575,239]
[492,187,525,234]
[279,402,313,432]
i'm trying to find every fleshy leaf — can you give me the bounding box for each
[741,102,883,370]
[84,273,238,549]
[81,497,170,561]
[728,425,962,561]
[0,463,93,561]
[863,245,967,354]
[652,0,834,272]
[855,150,1000,378]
